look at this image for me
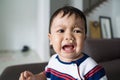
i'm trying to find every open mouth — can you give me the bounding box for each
[62,44,75,53]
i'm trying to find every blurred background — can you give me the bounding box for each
[0,0,120,75]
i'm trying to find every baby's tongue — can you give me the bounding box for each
[63,45,74,53]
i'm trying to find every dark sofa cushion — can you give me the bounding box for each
[0,62,48,80]
[99,59,120,80]
[83,39,120,63]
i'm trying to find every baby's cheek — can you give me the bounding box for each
[53,41,61,52]
[76,42,84,52]
[53,36,61,44]
[52,35,58,41]
[54,38,58,42]
[53,45,60,54]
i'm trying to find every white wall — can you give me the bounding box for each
[36,0,50,62]
[0,0,37,50]
[0,0,50,62]
[112,0,120,38]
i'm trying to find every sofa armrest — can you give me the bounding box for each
[0,62,48,80]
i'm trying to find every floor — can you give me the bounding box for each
[0,50,41,75]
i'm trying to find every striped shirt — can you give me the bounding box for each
[45,53,107,80]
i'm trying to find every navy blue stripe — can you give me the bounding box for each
[75,53,89,66]
[85,68,106,80]
[56,53,89,66]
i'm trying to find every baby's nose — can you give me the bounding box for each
[65,33,74,41]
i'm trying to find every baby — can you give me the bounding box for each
[19,6,107,80]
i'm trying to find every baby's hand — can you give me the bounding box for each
[19,71,36,80]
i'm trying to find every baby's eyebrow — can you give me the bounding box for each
[74,25,84,30]
[79,27,84,31]
[57,25,67,29]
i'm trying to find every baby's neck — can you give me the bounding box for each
[58,53,84,63]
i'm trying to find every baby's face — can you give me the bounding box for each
[48,13,86,62]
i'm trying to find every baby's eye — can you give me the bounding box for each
[73,30,82,33]
[57,29,64,33]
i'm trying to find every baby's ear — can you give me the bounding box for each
[48,33,52,45]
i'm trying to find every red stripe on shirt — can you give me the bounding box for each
[46,68,76,80]
[85,65,103,79]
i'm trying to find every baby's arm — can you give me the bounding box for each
[19,71,46,80]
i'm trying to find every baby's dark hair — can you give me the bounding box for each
[49,6,87,34]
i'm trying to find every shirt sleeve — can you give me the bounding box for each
[84,65,108,80]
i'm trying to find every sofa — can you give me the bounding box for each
[0,38,120,80]
[0,62,48,80]
[83,38,120,80]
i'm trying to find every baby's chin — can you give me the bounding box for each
[58,52,81,62]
